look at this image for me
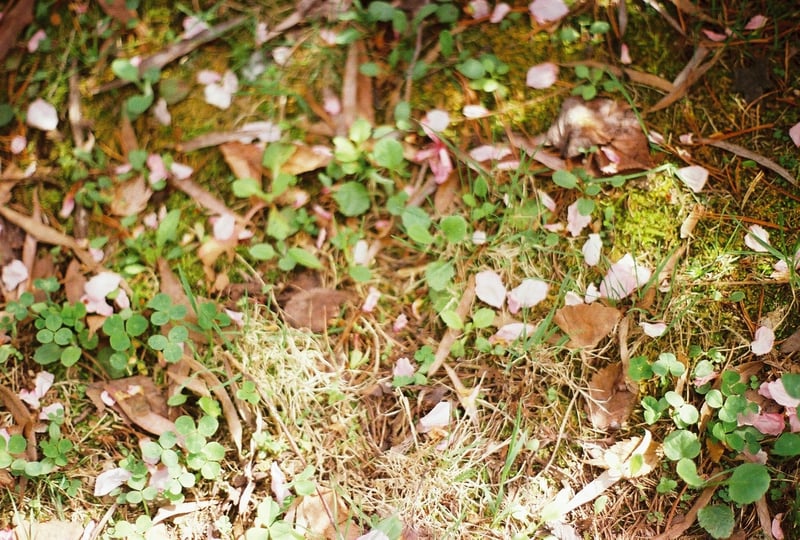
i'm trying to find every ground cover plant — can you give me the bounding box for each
[0,0,800,538]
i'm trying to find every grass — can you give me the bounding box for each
[2,0,800,538]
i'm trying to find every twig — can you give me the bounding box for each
[653,482,717,540]
[698,137,798,187]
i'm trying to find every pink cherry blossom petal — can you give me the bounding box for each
[153,98,171,126]
[759,380,800,408]
[10,135,26,154]
[789,122,800,147]
[393,356,416,377]
[272,46,292,66]
[773,513,785,540]
[469,0,490,18]
[702,28,729,41]
[26,98,58,131]
[750,325,774,355]
[27,29,47,52]
[182,16,209,39]
[39,402,63,420]
[599,254,651,300]
[271,462,290,504]
[787,408,800,433]
[147,154,168,185]
[490,3,511,23]
[170,162,193,180]
[675,165,708,193]
[619,43,632,64]
[393,313,409,332]
[255,22,269,46]
[529,0,569,24]
[212,214,236,241]
[196,70,221,85]
[640,321,667,338]
[94,467,133,496]
[419,401,451,433]
[582,233,602,267]
[362,287,380,313]
[566,200,591,237]
[738,410,784,436]
[526,62,559,89]
[507,279,549,314]
[82,272,123,315]
[538,190,556,212]
[744,15,767,30]
[564,291,583,306]
[2,259,28,290]
[490,323,537,344]
[469,145,512,162]
[744,224,771,252]
[475,270,507,308]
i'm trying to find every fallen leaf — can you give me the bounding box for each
[87,376,176,438]
[585,362,637,430]
[285,487,358,539]
[282,287,352,332]
[0,0,34,63]
[281,144,333,175]
[554,303,621,348]
[13,519,84,540]
[220,141,264,181]
[546,97,651,172]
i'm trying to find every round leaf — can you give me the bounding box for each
[697,505,734,539]
[727,463,769,505]
[663,429,700,460]
[334,182,371,216]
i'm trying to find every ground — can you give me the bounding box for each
[0,0,799,539]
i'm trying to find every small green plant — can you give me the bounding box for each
[111,58,162,119]
[456,53,510,98]
[571,65,622,100]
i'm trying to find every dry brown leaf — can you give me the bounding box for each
[87,376,176,438]
[546,98,650,173]
[586,362,637,431]
[109,175,152,216]
[281,144,333,176]
[554,303,621,349]
[63,259,86,304]
[220,141,264,181]
[0,0,34,63]
[781,326,800,354]
[434,175,459,215]
[285,487,361,540]
[429,274,475,376]
[282,287,352,332]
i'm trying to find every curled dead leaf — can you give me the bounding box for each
[586,362,637,431]
[554,303,621,349]
[109,175,152,217]
[220,141,264,181]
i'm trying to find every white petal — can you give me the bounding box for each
[582,233,602,267]
[508,279,549,311]
[744,224,771,252]
[270,462,291,504]
[675,165,708,193]
[641,321,667,338]
[475,270,507,308]
[2,259,28,290]
[744,15,767,30]
[469,145,511,162]
[789,122,800,147]
[421,109,450,132]
[619,43,632,65]
[566,200,591,237]
[490,3,511,23]
[393,356,416,377]
[751,326,774,356]
[196,69,220,85]
[26,98,58,131]
[489,323,537,343]
[526,62,559,89]
[564,291,583,306]
[463,104,490,118]
[10,135,26,154]
[419,401,451,432]
[362,287,380,313]
[529,0,569,24]
[94,468,133,496]
[153,98,171,126]
[212,214,236,241]
[599,254,651,300]
[205,83,232,109]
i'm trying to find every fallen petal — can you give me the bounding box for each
[419,401,451,432]
[475,270,507,308]
[675,165,708,193]
[526,62,559,89]
[529,0,569,24]
[744,224,771,252]
[744,15,768,30]
[582,233,602,267]
[26,98,58,131]
[94,467,133,496]
[490,323,537,344]
[2,259,28,290]
[393,356,416,377]
[640,321,667,338]
[508,279,549,313]
[463,104,490,118]
[750,325,774,355]
[789,122,800,147]
[421,109,450,132]
[566,200,591,237]
[490,3,511,23]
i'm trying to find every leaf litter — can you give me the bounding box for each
[1,1,800,539]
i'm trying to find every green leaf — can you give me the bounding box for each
[334,182,371,216]
[249,243,276,260]
[349,265,372,283]
[148,334,168,350]
[359,62,382,77]
[574,65,590,79]
[663,429,700,460]
[61,345,82,366]
[652,352,685,378]
[471,308,495,329]
[576,197,595,216]
[436,3,459,23]
[439,309,463,330]
[589,21,611,34]
[457,58,486,80]
[697,505,734,539]
[552,169,578,189]
[111,58,140,82]
[676,458,705,487]
[156,209,181,249]
[773,433,800,456]
[439,31,453,57]
[349,118,372,145]
[781,373,800,399]
[372,138,405,170]
[287,247,323,269]
[727,463,770,504]
[406,224,434,245]
[8,434,26,454]
[367,1,396,21]
[333,137,360,162]
[126,92,154,117]
[0,103,14,127]
[440,215,468,243]
[266,207,297,241]
[628,356,653,381]
[34,343,61,365]
[232,177,264,198]
[425,260,454,291]
[126,314,149,337]
[262,143,295,173]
